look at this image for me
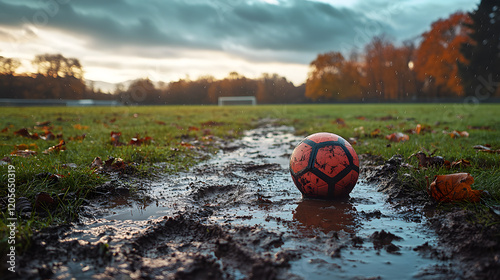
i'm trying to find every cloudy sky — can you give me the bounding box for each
[0,0,479,88]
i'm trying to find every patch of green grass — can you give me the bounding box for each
[1,103,499,255]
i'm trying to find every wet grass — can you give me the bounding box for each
[1,103,499,255]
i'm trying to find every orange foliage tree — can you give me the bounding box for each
[414,12,472,98]
[305,52,363,101]
[363,36,417,100]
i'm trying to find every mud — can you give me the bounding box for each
[7,123,500,279]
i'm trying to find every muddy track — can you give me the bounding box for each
[7,124,500,279]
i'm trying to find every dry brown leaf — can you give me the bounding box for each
[427,173,482,203]
[385,132,409,142]
[42,140,66,154]
[410,152,444,167]
[11,150,37,157]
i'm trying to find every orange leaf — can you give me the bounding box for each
[73,124,89,130]
[427,173,482,203]
[385,132,409,142]
[110,131,124,146]
[370,128,381,137]
[188,126,200,131]
[415,124,422,134]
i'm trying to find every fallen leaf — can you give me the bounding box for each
[415,124,422,134]
[180,141,194,148]
[378,115,395,121]
[11,150,37,157]
[188,126,200,131]
[129,135,152,146]
[14,128,39,139]
[370,128,381,137]
[355,116,366,120]
[155,120,166,125]
[110,131,125,146]
[410,152,444,167]
[43,140,66,154]
[73,124,89,130]
[445,130,469,138]
[35,121,51,126]
[450,159,471,169]
[1,127,9,133]
[40,131,55,141]
[14,143,38,150]
[1,156,12,163]
[333,118,346,127]
[473,144,500,153]
[68,134,86,141]
[427,173,482,203]
[385,132,409,142]
[34,192,57,210]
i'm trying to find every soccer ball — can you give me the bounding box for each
[290,132,359,199]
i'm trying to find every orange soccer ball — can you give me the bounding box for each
[290,132,359,199]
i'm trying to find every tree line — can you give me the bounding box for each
[0,0,498,104]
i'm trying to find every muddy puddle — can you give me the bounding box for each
[15,124,465,279]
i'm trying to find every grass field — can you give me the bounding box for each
[1,103,499,252]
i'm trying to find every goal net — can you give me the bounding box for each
[218,96,257,106]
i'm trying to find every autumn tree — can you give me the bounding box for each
[0,56,21,75]
[305,52,363,101]
[32,53,83,79]
[362,36,418,100]
[414,12,471,98]
[459,0,500,97]
[256,73,299,104]
[207,72,258,103]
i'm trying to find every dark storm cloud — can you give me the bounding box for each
[0,0,465,63]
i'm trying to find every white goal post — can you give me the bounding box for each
[218,96,257,106]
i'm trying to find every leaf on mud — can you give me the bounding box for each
[14,128,40,139]
[34,192,57,210]
[427,173,483,203]
[409,152,444,167]
[43,140,66,154]
[180,141,194,148]
[11,150,37,157]
[385,132,409,142]
[110,131,125,146]
[73,124,89,130]
[91,156,132,173]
